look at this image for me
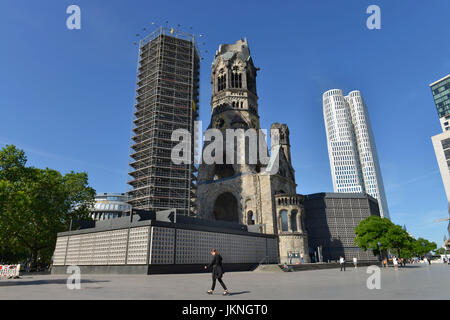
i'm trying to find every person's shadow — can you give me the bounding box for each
[227,291,251,296]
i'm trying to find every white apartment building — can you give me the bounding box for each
[323,89,390,219]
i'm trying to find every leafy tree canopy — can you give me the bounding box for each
[0,145,95,268]
[355,215,437,259]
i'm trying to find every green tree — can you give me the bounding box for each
[0,145,95,269]
[412,238,437,258]
[355,216,436,260]
[354,215,392,257]
[383,224,414,258]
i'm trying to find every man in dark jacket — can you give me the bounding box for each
[205,248,229,295]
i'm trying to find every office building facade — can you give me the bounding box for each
[323,89,390,219]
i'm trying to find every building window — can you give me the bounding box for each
[291,210,298,231]
[280,210,288,232]
[247,211,255,225]
[218,75,226,91]
[231,72,242,88]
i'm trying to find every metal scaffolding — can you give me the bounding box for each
[127,27,200,216]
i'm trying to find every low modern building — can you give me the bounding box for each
[51,210,279,274]
[91,193,132,221]
[304,193,381,262]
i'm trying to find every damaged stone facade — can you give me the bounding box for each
[196,39,310,263]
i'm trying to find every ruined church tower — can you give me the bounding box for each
[197,39,310,263]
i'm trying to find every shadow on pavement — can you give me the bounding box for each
[0,279,110,287]
[228,291,251,296]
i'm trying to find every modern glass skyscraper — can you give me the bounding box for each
[323,89,390,219]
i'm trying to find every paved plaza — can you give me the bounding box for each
[0,264,448,300]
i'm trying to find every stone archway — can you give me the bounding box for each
[213,192,239,222]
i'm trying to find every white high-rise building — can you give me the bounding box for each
[323,89,390,219]
[429,74,450,236]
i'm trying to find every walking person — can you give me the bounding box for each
[353,257,358,269]
[339,256,346,271]
[205,248,229,296]
[393,256,399,270]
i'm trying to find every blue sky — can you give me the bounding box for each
[1,0,449,246]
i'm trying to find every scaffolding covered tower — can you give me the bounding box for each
[128,27,200,216]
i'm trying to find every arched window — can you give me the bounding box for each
[247,211,255,225]
[231,72,242,88]
[280,210,288,232]
[291,210,298,232]
[214,192,238,222]
[218,75,226,91]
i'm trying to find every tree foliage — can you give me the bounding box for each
[354,215,392,256]
[0,145,95,268]
[355,215,437,259]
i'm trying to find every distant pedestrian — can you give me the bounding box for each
[353,257,358,269]
[205,249,229,296]
[300,253,304,264]
[339,256,346,271]
[393,257,399,270]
